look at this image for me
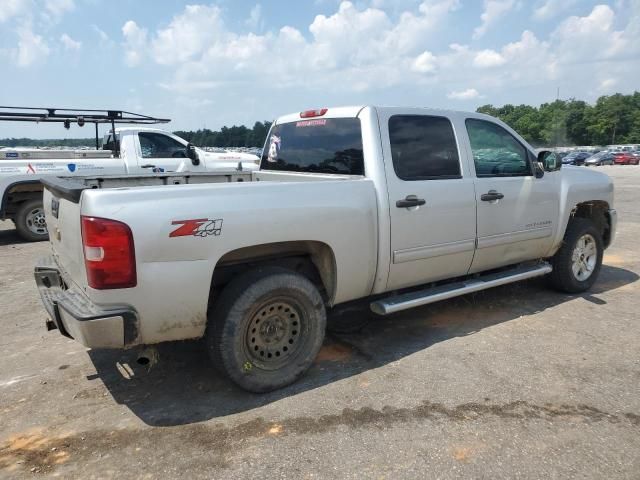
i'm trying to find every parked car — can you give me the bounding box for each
[613,152,639,165]
[585,151,615,166]
[562,151,591,166]
[35,106,617,393]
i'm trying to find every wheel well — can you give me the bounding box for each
[209,241,337,306]
[571,200,612,247]
[1,181,43,219]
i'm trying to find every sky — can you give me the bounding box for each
[0,0,639,138]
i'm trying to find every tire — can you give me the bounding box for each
[327,304,372,334]
[548,218,603,293]
[206,267,326,393]
[14,199,49,242]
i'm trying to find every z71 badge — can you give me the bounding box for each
[170,218,223,238]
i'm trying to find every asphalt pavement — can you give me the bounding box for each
[1,166,638,479]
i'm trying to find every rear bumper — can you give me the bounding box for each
[34,256,138,349]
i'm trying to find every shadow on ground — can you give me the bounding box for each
[0,226,26,247]
[88,264,638,427]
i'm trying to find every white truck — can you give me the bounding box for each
[35,106,617,392]
[1,108,259,241]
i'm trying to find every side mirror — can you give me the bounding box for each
[187,144,200,166]
[537,150,561,172]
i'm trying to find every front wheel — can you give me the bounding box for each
[206,267,326,392]
[15,199,49,242]
[548,218,603,293]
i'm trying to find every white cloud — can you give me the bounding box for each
[116,0,639,107]
[60,33,81,51]
[447,88,481,100]
[151,5,225,66]
[92,24,109,42]
[473,49,506,68]
[246,4,263,30]
[551,5,629,63]
[44,0,74,20]
[122,20,148,67]
[15,25,50,67]
[533,0,577,21]
[598,78,618,92]
[411,50,437,73]
[473,0,515,39]
[0,0,30,23]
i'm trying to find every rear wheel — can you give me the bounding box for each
[15,199,49,242]
[206,267,326,392]
[548,218,603,293]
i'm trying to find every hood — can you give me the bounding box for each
[561,164,613,187]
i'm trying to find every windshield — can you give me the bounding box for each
[260,117,364,175]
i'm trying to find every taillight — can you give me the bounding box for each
[81,216,136,289]
[300,108,328,118]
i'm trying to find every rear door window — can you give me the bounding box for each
[261,118,364,175]
[388,115,461,180]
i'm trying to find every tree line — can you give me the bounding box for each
[0,121,273,149]
[477,92,640,147]
[173,121,272,148]
[2,93,639,149]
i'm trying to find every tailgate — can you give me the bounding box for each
[43,183,87,288]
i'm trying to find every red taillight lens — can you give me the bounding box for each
[300,108,328,118]
[81,216,136,289]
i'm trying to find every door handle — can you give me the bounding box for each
[396,195,426,208]
[480,190,504,202]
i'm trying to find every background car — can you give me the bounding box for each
[562,151,592,165]
[585,151,615,166]
[613,152,639,165]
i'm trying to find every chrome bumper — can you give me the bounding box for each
[34,256,138,349]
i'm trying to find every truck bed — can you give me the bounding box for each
[41,170,253,202]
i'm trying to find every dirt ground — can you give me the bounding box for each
[1,166,639,479]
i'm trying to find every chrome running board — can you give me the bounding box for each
[370,263,552,315]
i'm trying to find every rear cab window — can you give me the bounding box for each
[261,118,364,175]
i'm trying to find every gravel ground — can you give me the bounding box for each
[1,166,639,479]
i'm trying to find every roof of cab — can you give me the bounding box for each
[274,105,497,124]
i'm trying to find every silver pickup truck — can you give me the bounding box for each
[35,106,617,392]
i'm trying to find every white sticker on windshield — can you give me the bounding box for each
[267,134,281,162]
[296,119,327,127]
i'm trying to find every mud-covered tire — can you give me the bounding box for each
[206,267,326,393]
[15,199,49,242]
[548,217,603,293]
[327,304,373,334]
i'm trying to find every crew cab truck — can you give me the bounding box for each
[1,112,258,242]
[35,106,617,393]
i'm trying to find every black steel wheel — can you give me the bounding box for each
[206,267,326,392]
